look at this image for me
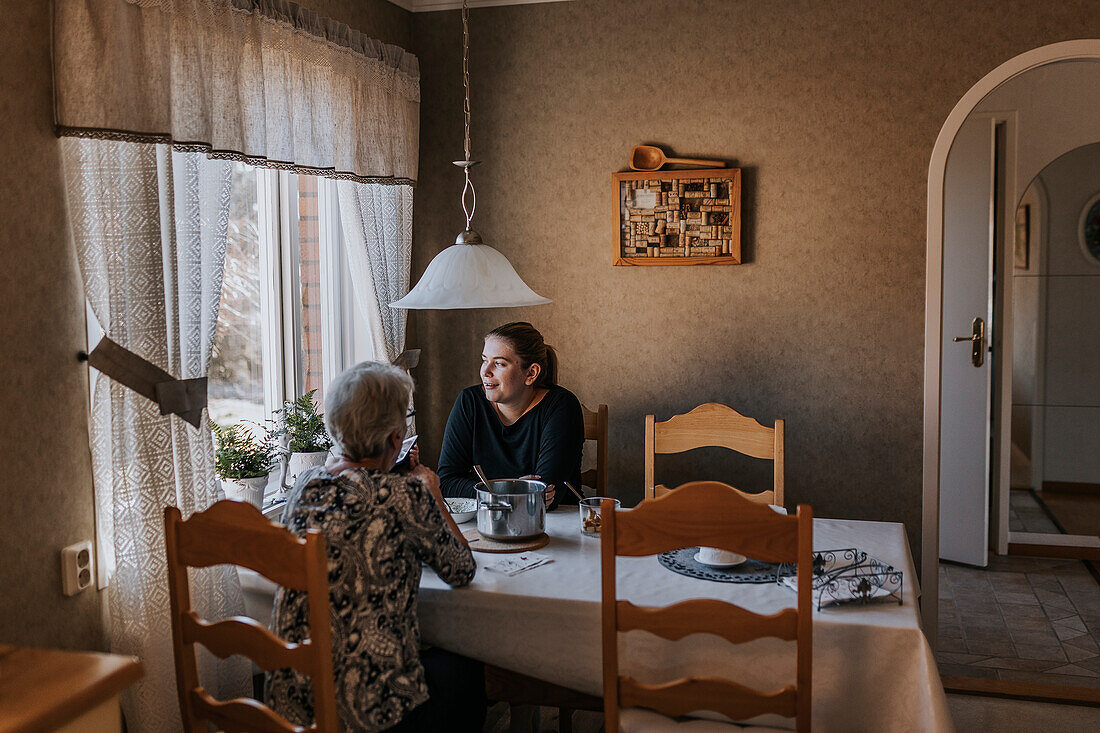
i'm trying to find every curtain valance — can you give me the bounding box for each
[54,0,419,184]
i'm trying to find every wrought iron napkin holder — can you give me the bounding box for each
[779,548,903,610]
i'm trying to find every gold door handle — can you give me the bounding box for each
[952,317,985,367]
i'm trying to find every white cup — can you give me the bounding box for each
[697,547,745,566]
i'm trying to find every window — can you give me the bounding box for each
[209,164,265,427]
[209,164,372,432]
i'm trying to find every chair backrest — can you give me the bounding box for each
[581,403,608,495]
[164,500,338,733]
[644,402,784,506]
[600,482,812,732]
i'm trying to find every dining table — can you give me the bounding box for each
[240,507,953,733]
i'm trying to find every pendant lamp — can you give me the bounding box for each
[390,0,550,310]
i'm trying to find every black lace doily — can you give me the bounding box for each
[658,547,795,584]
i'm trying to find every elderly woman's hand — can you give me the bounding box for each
[518,475,555,507]
[394,445,420,473]
[407,464,440,494]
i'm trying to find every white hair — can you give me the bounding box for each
[324,362,413,460]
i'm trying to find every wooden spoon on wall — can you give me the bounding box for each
[630,145,724,171]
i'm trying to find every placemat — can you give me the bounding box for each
[658,547,794,583]
[463,528,550,554]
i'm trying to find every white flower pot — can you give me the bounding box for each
[222,475,269,508]
[281,450,330,491]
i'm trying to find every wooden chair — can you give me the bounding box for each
[644,402,785,506]
[164,500,338,733]
[482,666,602,730]
[482,404,609,732]
[600,482,812,732]
[581,402,609,496]
[568,403,608,730]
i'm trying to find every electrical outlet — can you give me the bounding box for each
[61,540,94,596]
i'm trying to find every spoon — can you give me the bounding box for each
[473,464,492,491]
[630,145,724,171]
[563,481,586,503]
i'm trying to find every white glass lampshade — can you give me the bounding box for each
[390,242,551,309]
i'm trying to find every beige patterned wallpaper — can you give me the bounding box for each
[304,0,413,47]
[409,0,1100,571]
[0,0,104,649]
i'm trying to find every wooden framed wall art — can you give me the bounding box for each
[613,168,741,266]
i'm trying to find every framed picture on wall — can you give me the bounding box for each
[1080,191,1100,265]
[612,168,741,266]
[1014,204,1030,270]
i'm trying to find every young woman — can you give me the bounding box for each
[267,362,485,732]
[438,322,584,510]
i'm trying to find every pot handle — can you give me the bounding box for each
[480,500,512,512]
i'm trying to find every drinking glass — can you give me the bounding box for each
[580,497,621,536]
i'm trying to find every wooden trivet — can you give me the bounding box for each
[462,528,550,554]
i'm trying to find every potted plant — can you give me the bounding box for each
[272,390,334,492]
[213,422,275,508]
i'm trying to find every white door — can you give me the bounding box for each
[939,114,996,566]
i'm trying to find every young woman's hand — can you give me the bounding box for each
[519,474,555,507]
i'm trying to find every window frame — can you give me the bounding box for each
[251,169,364,421]
[257,168,287,419]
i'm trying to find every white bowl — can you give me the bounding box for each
[696,547,747,567]
[445,497,478,524]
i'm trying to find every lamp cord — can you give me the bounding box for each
[460,0,476,231]
[462,0,471,162]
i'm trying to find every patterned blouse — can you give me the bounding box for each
[266,466,477,731]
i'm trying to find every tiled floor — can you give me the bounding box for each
[487,696,1100,731]
[937,555,1100,687]
[1039,490,1100,538]
[938,492,1100,691]
[485,704,601,732]
[1008,488,1060,534]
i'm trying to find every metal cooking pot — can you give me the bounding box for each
[476,479,546,541]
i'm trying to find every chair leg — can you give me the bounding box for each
[508,703,539,733]
[559,706,573,733]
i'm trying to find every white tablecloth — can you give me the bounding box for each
[240,510,952,732]
[417,510,952,733]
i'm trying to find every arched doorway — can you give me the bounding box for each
[923,40,1100,642]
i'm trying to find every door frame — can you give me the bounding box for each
[1025,177,1050,495]
[922,39,1100,643]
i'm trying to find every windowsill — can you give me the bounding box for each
[261,498,286,521]
[260,469,287,519]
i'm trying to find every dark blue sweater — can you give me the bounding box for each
[438,384,584,510]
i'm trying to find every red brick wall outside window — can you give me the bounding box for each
[297,176,324,402]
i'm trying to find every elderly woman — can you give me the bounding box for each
[267,362,484,732]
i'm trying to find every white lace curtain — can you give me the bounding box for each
[337,182,414,363]
[62,138,250,731]
[54,3,419,727]
[54,0,420,184]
